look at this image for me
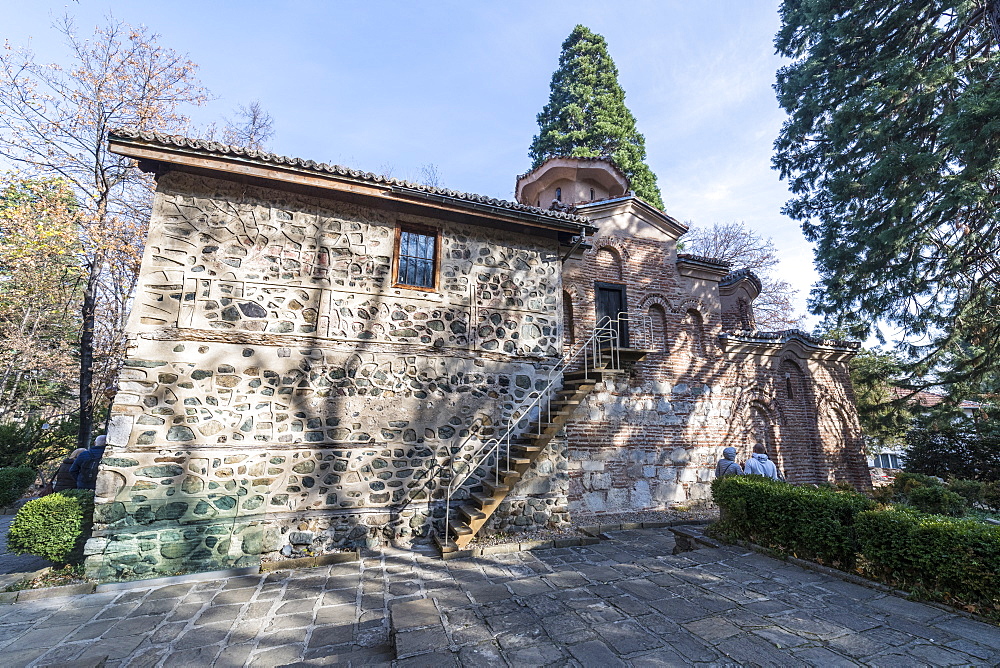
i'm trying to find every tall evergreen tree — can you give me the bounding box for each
[773,1,1000,389]
[530,25,663,209]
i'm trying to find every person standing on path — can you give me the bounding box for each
[52,447,87,492]
[71,435,106,490]
[715,446,744,478]
[743,443,782,481]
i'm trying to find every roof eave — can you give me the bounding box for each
[107,132,596,236]
[575,196,688,238]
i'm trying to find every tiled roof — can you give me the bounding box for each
[720,268,763,291]
[676,253,732,268]
[891,388,981,409]
[516,155,630,186]
[109,128,593,226]
[721,329,861,350]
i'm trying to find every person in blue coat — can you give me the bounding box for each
[70,435,107,490]
[743,443,782,481]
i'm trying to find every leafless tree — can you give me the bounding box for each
[418,163,443,188]
[684,222,803,330]
[0,15,208,448]
[215,100,274,150]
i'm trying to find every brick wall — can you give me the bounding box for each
[561,221,870,514]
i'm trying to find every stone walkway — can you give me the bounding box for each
[0,528,996,667]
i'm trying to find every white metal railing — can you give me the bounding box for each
[441,312,652,542]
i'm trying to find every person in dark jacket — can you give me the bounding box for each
[52,447,87,492]
[71,435,106,490]
[715,446,744,478]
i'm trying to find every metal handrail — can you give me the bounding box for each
[441,311,653,542]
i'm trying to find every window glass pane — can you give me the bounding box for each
[399,257,411,285]
[419,258,432,287]
[397,228,436,288]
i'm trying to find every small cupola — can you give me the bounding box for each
[516,157,630,209]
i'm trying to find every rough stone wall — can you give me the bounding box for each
[86,171,568,579]
[561,228,869,515]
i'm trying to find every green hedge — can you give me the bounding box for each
[907,485,966,516]
[984,482,1000,512]
[0,467,37,507]
[856,508,1000,618]
[8,489,94,563]
[711,475,875,568]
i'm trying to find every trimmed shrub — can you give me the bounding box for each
[711,475,875,568]
[984,482,1000,512]
[0,466,37,507]
[856,508,1000,619]
[892,471,943,493]
[908,485,966,516]
[8,489,94,563]
[947,478,984,507]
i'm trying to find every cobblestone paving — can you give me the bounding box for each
[0,528,997,666]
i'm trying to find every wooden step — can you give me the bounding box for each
[448,519,472,536]
[481,479,510,495]
[511,444,543,455]
[556,380,597,398]
[471,491,498,508]
[459,504,486,522]
[525,424,561,438]
[551,399,581,406]
[524,434,558,447]
[563,370,606,382]
[434,532,459,553]
[497,469,521,482]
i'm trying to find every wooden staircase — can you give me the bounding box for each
[434,346,650,555]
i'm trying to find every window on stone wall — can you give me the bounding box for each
[394,225,438,290]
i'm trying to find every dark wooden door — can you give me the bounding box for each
[595,282,628,346]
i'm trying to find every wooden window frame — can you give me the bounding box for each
[392,223,441,292]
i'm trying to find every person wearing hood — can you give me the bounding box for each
[743,443,782,480]
[71,434,107,490]
[715,447,744,478]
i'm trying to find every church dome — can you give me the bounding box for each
[515,156,630,209]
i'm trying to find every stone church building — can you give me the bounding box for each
[85,129,869,579]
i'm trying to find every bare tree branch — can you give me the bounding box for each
[684,222,804,330]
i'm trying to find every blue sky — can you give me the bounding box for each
[4,0,819,325]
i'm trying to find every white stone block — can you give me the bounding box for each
[107,414,135,447]
[607,486,630,510]
[652,481,686,503]
[668,447,690,464]
[677,467,698,483]
[657,467,677,481]
[688,483,712,500]
[632,480,651,507]
[588,473,611,490]
[583,491,607,512]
